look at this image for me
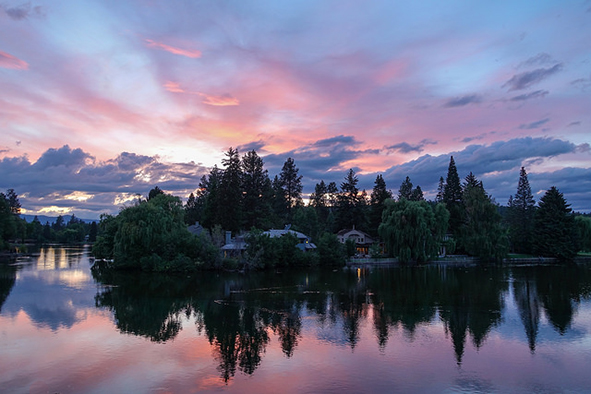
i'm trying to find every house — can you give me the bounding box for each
[263,225,317,251]
[221,225,317,257]
[336,225,375,256]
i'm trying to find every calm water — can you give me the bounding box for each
[1,246,591,393]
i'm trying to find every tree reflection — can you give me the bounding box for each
[0,263,18,313]
[91,263,591,382]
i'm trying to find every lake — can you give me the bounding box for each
[1,245,591,393]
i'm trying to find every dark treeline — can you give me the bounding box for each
[4,149,590,264]
[92,264,591,381]
[0,189,97,252]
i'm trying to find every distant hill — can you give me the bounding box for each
[21,214,97,225]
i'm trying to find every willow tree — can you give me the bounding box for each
[378,199,449,263]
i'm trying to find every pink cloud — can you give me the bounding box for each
[164,81,239,106]
[201,93,239,106]
[0,50,28,70]
[144,39,202,58]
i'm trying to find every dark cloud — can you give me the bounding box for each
[236,140,267,153]
[567,121,581,127]
[443,94,482,108]
[313,135,357,147]
[0,3,44,20]
[0,146,208,219]
[460,132,494,143]
[519,53,554,68]
[518,118,550,130]
[503,64,563,91]
[510,90,549,101]
[386,139,437,154]
[576,143,590,153]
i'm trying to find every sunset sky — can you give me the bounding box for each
[1,0,590,219]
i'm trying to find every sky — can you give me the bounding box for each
[1,0,590,220]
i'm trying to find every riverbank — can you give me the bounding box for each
[346,255,591,267]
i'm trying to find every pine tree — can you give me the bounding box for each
[219,147,243,233]
[460,174,508,261]
[398,176,414,200]
[369,174,392,235]
[336,169,364,230]
[443,156,464,238]
[507,167,536,254]
[533,187,578,260]
[436,177,445,203]
[278,157,303,221]
[241,150,273,229]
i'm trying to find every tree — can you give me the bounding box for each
[148,186,165,200]
[435,177,445,203]
[378,199,449,263]
[336,169,366,230]
[369,174,392,236]
[533,187,578,260]
[278,157,303,221]
[219,148,243,233]
[460,174,508,262]
[507,167,536,254]
[241,150,273,229]
[398,176,414,200]
[575,216,591,252]
[443,156,464,239]
[184,192,200,225]
[6,189,21,215]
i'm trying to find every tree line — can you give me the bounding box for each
[0,189,98,251]
[3,147,590,265]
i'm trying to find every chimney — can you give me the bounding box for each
[225,231,232,245]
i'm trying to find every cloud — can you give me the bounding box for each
[0,50,28,70]
[164,81,239,106]
[518,118,550,130]
[460,132,496,143]
[201,93,240,106]
[237,140,267,153]
[567,121,581,127]
[510,90,549,101]
[503,64,563,91]
[519,53,554,68]
[443,94,482,108]
[145,39,201,58]
[0,146,208,219]
[0,3,44,20]
[385,139,437,154]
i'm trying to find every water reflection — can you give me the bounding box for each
[1,245,95,330]
[91,263,591,382]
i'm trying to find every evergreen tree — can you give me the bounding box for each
[410,185,424,201]
[369,174,392,236]
[148,186,165,200]
[460,175,508,261]
[278,157,303,221]
[533,187,578,260]
[184,192,201,225]
[443,156,464,238]
[398,176,414,200]
[336,169,366,230]
[435,177,445,203]
[201,166,222,229]
[6,189,21,215]
[219,147,243,233]
[507,167,536,254]
[241,150,273,229]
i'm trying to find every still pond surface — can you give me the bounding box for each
[1,245,591,393]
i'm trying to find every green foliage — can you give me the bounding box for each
[443,156,464,237]
[92,193,220,271]
[379,199,449,263]
[316,232,346,265]
[0,190,25,250]
[506,167,536,254]
[369,174,392,237]
[244,230,310,269]
[533,187,579,260]
[241,150,274,229]
[576,216,591,252]
[459,175,508,262]
[336,169,368,231]
[278,157,303,221]
[345,238,357,257]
